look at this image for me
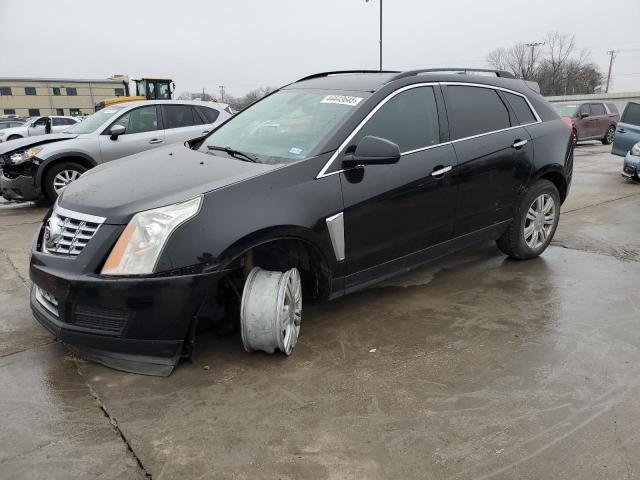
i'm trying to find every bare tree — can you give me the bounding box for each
[224,86,276,111]
[176,91,193,100]
[487,32,603,95]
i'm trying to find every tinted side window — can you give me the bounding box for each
[606,103,619,114]
[446,86,510,139]
[353,86,439,152]
[163,104,197,129]
[115,106,159,134]
[590,103,605,116]
[622,103,640,126]
[197,106,220,124]
[33,117,48,126]
[51,118,65,126]
[503,92,536,125]
[62,118,77,125]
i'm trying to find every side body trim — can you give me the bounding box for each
[325,212,345,261]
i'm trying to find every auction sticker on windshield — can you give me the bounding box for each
[320,95,363,107]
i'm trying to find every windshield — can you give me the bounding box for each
[64,106,126,134]
[200,89,369,163]
[553,104,579,117]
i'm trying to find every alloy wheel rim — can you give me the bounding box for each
[606,127,615,143]
[53,169,82,194]
[524,193,555,249]
[280,268,302,354]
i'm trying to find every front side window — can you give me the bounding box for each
[33,117,47,126]
[201,89,369,163]
[590,103,605,116]
[66,87,77,96]
[447,86,511,139]
[25,87,36,95]
[114,106,159,134]
[162,104,196,129]
[351,86,440,152]
[622,103,640,126]
[504,92,537,125]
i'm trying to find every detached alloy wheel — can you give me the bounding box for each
[240,267,302,355]
[43,161,87,202]
[602,126,615,145]
[496,179,560,260]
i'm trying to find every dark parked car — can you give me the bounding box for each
[553,101,619,145]
[29,68,573,375]
[612,101,640,180]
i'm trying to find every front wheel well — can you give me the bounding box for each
[39,156,94,189]
[537,171,568,203]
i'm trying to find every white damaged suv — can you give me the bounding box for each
[0,100,232,202]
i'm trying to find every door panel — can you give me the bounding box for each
[612,102,640,156]
[342,144,458,278]
[451,128,533,235]
[99,105,164,162]
[575,104,591,139]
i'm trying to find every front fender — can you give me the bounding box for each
[34,151,98,186]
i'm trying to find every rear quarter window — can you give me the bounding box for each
[503,92,537,125]
[446,85,511,139]
[196,106,220,124]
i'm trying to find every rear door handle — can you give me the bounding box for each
[431,165,452,177]
[149,138,163,144]
[512,139,528,149]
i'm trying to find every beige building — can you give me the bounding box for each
[0,75,129,117]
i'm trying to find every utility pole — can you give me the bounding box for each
[219,85,226,102]
[524,42,544,79]
[366,0,382,70]
[605,50,616,93]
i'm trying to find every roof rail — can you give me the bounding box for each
[388,68,516,82]
[295,70,400,83]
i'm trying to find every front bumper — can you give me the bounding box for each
[0,171,40,201]
[30,250,229,376]
[622,152,640,179]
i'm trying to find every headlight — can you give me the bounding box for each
[101,196,202,275]
[632,142,640,157]
[10,146,43,164]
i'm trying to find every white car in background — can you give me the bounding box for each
[0,116,80,142]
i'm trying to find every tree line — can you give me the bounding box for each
[487,32,604,96]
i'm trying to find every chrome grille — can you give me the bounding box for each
[42,205,106,256]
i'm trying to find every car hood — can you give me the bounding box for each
[0,134,78,155]
[58,144,282,224]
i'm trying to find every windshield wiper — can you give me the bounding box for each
[207,145,259,163]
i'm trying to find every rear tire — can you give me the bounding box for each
[601,125,615,145]
[43,161,87,202]
[496,179,561,260]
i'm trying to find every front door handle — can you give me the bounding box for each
[431,165,452,177]
[512,139,528,149]
[149,138,163,144]
[618,128,626,134]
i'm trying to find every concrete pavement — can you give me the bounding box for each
[1,143,639,479]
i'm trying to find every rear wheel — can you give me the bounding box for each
[43,161,87,202]
[496,179,560,260]
[602,125,615,145]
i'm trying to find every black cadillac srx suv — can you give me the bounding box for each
[30,68,574,375]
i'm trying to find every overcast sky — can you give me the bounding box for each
[1,0,639,97]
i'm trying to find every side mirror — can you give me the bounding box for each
[109,124,125,140]
[342,135,401,168]
[580,112,590,119]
